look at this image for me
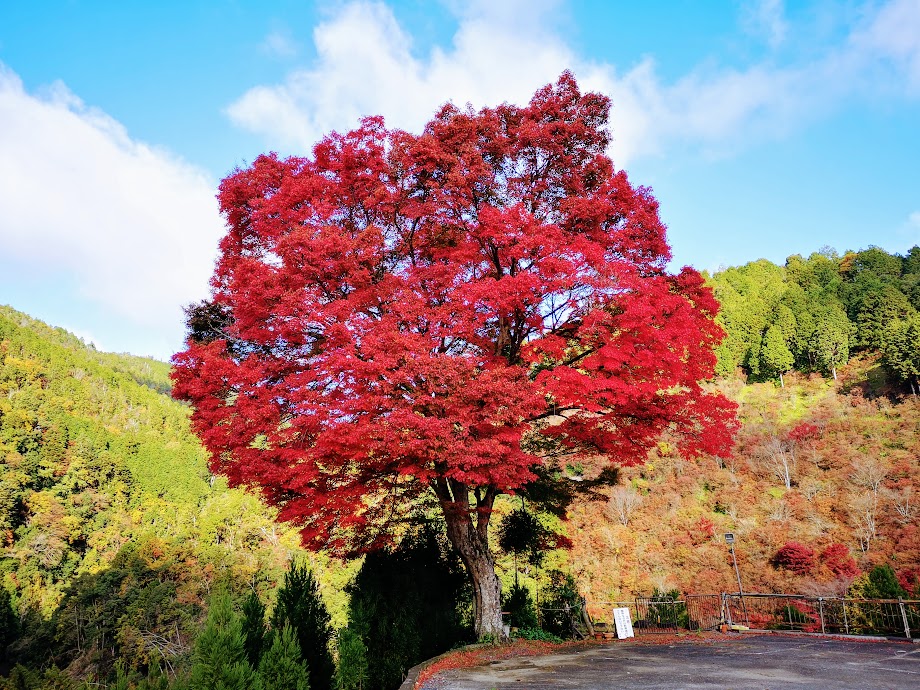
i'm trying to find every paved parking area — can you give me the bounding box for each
[423,634,920,689]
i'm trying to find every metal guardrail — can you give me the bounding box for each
[568,593,920,640]
[723,593,920,638]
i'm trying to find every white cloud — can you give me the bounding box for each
[850,0,920,92]
[742,0,789,49]
[0,64,224,357]
[893,210,920,249]
[907,211,920,234]
[261,30,299,59]
[228,1,579,154]
[226,0,920,167]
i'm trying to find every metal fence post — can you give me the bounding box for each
[899,599,911,639]
[635,598,641,635]
[818,598,826,635]
[843,599,849,635]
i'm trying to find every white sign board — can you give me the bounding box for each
[613,607,634,639]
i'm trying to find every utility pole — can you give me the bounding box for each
[725,533,748,626]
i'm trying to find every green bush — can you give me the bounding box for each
[512,628,562,643]
[502,583,538,630]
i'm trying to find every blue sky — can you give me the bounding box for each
[1,0,918,359]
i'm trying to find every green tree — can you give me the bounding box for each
[347,530,469,690]
[272,563,334,690]
[881,315,920,394]
[497,507,545,585]
[241,591,267,668]
[257,625,310,690]
[0,588,18,660]
[760,325,794,387]
[710,259,787,378]
[2,664,41,690]
[851,564,908,599]
[334,628,368,690]
[538,571,582,639]
[189,590,260,690]
[854,286,915,350]
[809,307,851,380]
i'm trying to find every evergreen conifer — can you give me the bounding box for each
[334,627,368,690]
[241,591,267,667]
[347,529,469,690]
[258,625,310,690]
[189,590,261,690]
[271,563,335,690]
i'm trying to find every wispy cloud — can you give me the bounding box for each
[0,64,223,357]
[226,0,920,166]
[906,211,920,241]
[261,30,299,59]
[850,0,920,92]
[741,0,789,49]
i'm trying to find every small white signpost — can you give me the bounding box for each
[613,607,635,639]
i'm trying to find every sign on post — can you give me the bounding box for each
[613,607,635,639]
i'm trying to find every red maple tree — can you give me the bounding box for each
[172,73,737,638]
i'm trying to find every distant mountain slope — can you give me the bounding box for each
[0,305,351,679]
[565,362,920,603]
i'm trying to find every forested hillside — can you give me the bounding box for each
[562,245,920,603]
[709,245,920,387]
[0,305,352,680]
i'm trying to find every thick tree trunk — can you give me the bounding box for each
[433,477,505,640]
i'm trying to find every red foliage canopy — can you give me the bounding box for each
[172,73,737,554]
[788,422,820,442]
[772,541,816,574]
[820,543,858,579]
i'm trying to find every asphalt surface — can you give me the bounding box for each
[422,634,920,689]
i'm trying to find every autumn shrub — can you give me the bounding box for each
[691,516,715,545]
[773,602,818,631]
[771,542,815,574]
[896,568,920,597]
[820,543,858,579]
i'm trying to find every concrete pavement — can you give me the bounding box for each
[420,634,920,689]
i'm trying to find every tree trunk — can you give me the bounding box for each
[779,372,784,389]
[433,477,504,640]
